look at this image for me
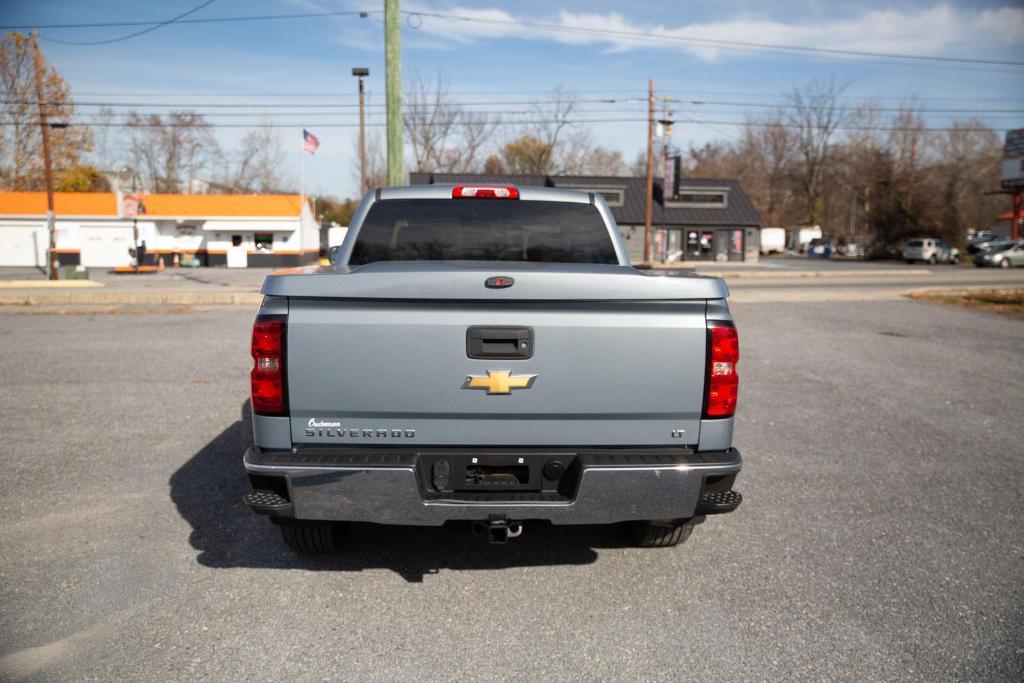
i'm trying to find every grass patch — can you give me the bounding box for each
[905,287,1024,319]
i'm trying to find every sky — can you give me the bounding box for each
[3,0,1024,199]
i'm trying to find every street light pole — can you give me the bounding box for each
[643,79,655,266]
[31,30,58,280]
[352,68,369,194]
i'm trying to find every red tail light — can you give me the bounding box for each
[704,321,739,419]
[251,315,288,416]
[452,185,519,199]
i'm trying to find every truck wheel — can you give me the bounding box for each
[632,520,694,548]
[279,520,347,555]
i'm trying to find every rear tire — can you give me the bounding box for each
[928,254,938,265]
[279,520,348,555]
[632,520,695,548]
[951,254,960,265]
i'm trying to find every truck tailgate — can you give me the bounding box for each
[281,264,715,447]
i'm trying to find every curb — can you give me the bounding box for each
[701,269,934,279]
[0,290,262,306]
[0,280,106,289]
[902,284,1024,297]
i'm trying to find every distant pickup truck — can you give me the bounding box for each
[243,184,743,552]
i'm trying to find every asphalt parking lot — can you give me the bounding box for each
[1,298,1022,680]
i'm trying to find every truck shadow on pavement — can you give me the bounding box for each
[170,402,625,582]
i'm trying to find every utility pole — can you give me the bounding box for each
[352,67,369,194]
[643,79,655,265]
[31,30,58,280]
[907,131,917,212]
[1013,190,1022,242]
[384,0,403,186]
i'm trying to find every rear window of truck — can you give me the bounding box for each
[348,199,618,265]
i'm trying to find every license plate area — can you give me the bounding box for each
[416,451,574,494]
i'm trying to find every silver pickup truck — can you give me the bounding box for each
[243,184,742,552]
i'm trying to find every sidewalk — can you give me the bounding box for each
[0,262,940,307]
[0,266,266,306]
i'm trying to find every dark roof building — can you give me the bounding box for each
[409,172,763,263]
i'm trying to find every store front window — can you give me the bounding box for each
[254,233,273,252]
[685,230,715,259]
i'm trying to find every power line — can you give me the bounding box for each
[66,88,1024,103]
[2,117,1010,133]
[679,113,743,142]
[3,9,374,31]
[0,97,638,109]
[672,99,1024,114]
[3,97,1022,115]
[671,99,1024,114]
[406,10,1024,68]
[9,6,1021,69]
[39,0,217,46]
[0,117,644,129]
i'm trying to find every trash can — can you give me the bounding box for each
[63,265,90,280]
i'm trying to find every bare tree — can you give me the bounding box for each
[0,32,93,190]
[90,106,119,173]
[826,103,886,237]
[786,77,850,225]
[685,140,741,177]
[404,75,495,173]
[125,111,219,193]
[229,120,291,192]
[738,114,796,227]
[579,146,627,176]
[928,119,1004,241]
[352,127,387,193]
[498,135,553,174]
[888,100,926,210]
[512,87,592,174]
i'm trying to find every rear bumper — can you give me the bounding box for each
[243,446,742,525]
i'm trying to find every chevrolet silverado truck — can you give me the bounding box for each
[243,184,742,553]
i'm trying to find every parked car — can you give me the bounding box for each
[971,237,1017,255]
[789,226,823,253]
[837,240,864,259]
[865,243,902,261]
[973,241,1024,268]
[967,234,1009,255]
[902,238,960,265]
[807,238,834,258]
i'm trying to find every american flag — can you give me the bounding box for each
[302,129,320,155]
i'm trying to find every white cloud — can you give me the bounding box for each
[403,3,1024,62]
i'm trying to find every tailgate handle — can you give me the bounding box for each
[467,327,533,359]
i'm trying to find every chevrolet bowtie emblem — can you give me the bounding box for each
[463,370,538,395]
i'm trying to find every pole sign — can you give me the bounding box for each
[663,155,680,200]
[122,193,146,218]
[1001,129,1024,190]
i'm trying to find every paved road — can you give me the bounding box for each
[1,299,1022,680]
[724,268,1024,303]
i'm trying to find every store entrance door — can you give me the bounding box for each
[685,229,716,260]
[712,229,744,262]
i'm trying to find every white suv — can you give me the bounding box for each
[903,238,960,265]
